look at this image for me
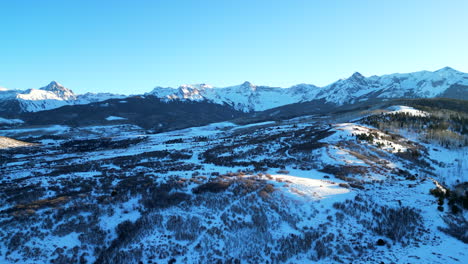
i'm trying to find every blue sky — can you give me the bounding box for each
[1,0,467,94]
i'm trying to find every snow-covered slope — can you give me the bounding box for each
[148,67,468,111]
[319,67,468,105]
[0,81,125,112]
[386,105,428,117]
[14,81,76,112]
[1,108,466,263]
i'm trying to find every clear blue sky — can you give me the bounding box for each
[1,0,467,94]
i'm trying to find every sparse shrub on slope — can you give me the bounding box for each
[438,215,468,243]
[333,195,423,244]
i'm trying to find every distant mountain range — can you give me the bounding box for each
[1,67,467,114]
[148,67,468,111]
[0,81,126,113]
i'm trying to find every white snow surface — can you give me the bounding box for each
[269,174,350,200]
[105,116,127,121]
[386,105,428,117]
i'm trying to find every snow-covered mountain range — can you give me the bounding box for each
[148,67,468,111]
[0,81,125,113]
[1,67,467,113]
[149,82,321,112]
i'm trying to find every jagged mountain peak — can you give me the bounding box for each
[350,72,365,79]
[345,72,368,86]
[1,81,124,113]
[431,67,464,79]
[47,80,62,87]
[436,66,458,73]
[241,81,253,87]
[41,81,66,91]
[238,81,257,91]
[38,81,76,100]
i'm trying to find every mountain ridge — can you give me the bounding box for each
[0,81,127,113]
[1,67,467,114]
[146,67,468,111]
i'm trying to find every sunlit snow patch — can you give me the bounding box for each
[105,116,127,121]
[386,105,428,117]
[269,174,350,200]
[0,136,35,149]
[329,123,408,153]
[327,146,368,165]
